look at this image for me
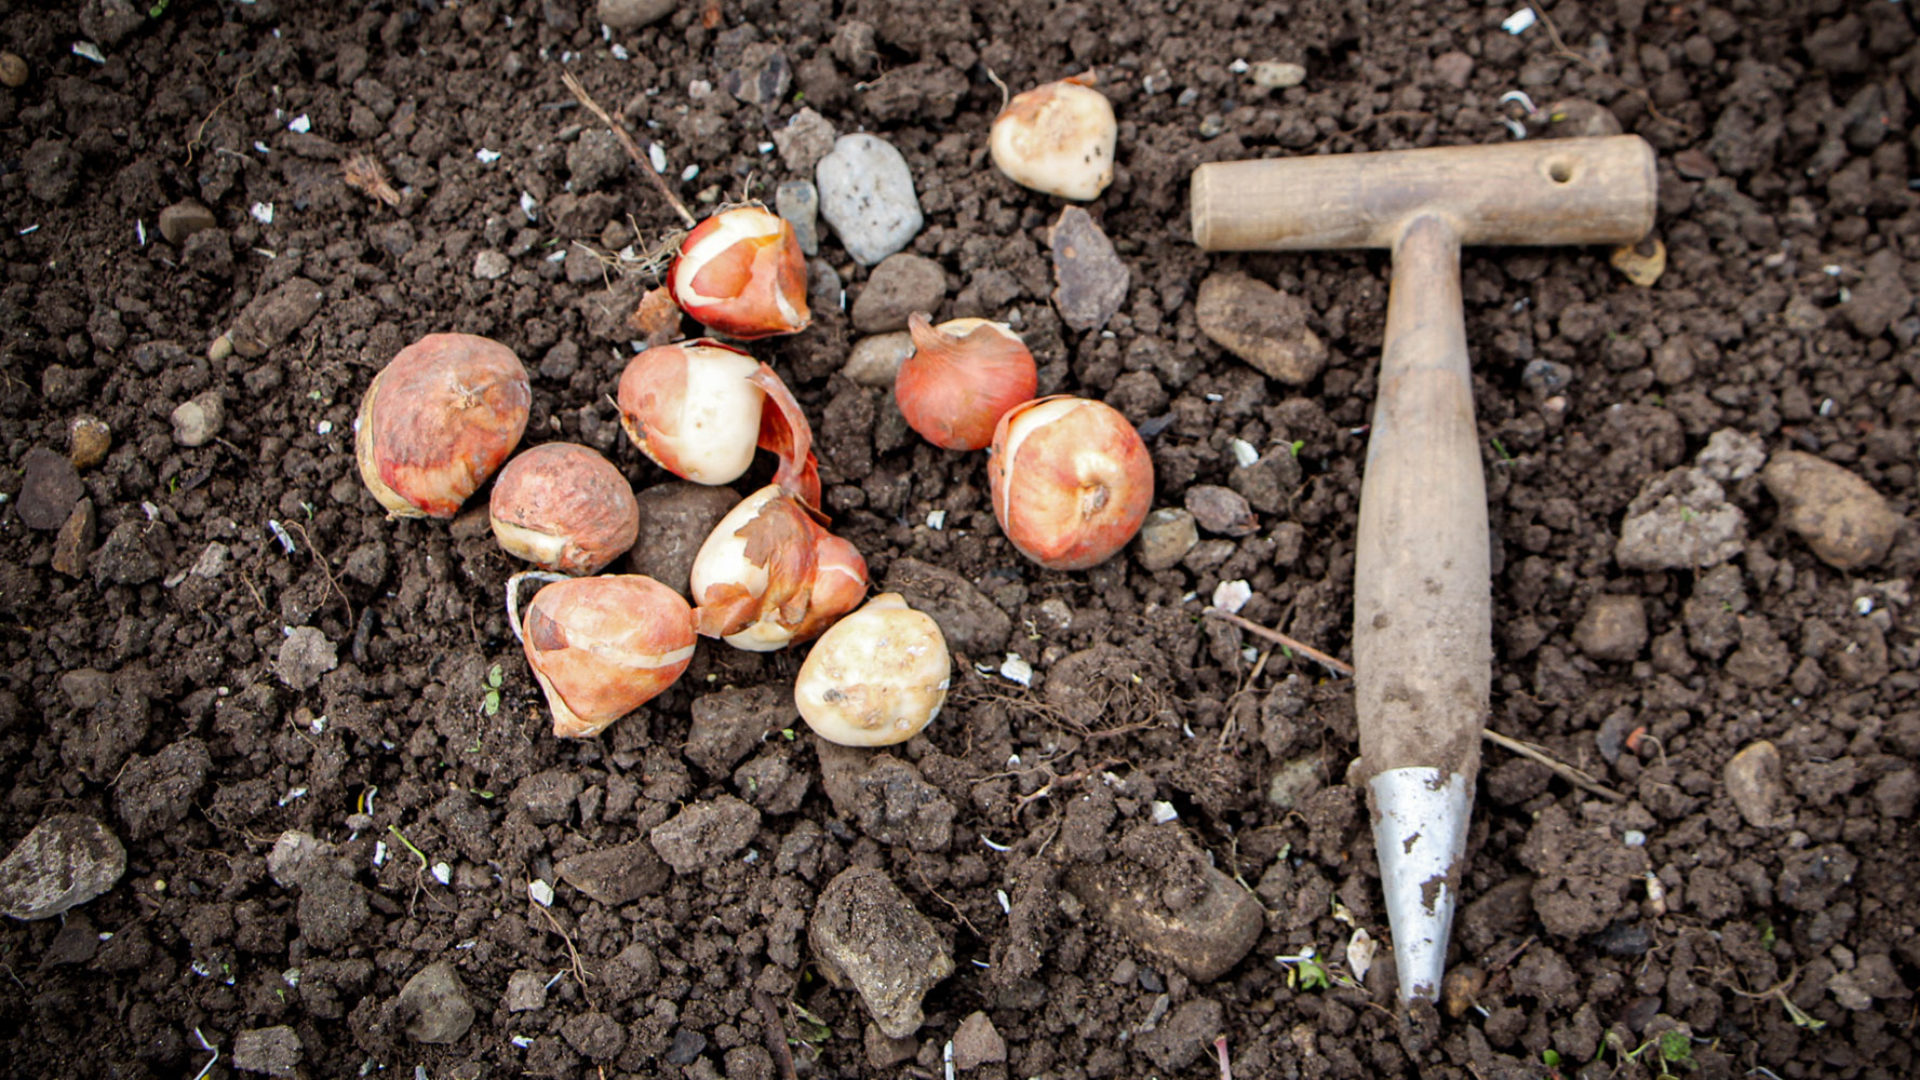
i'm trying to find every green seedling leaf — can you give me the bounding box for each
[790,1002,832,1043]
[1542,1049,1562,1067]
[483,690,501,716]
[1780,995,1826,1031]
[487,665,504,689]
[1288,439,1305,458]
[1659,1030,1694,1067]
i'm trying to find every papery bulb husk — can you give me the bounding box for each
[520,575,698,738]
[896,313,1039,451]
[795,593,951,747]
[670,205,811,339]
[989,74,1118,202]
[490,443,640,575]
[617,340,821,507]
[356,333,530,518]
[690,485,869,652]
[989,395,1154,571]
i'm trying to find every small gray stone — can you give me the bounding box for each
[773,108,837,175]
[1614,467,1747,571]
[228,278,325,358]
[17,447,84,531]
[776,179,820,256]
[844,333,914,387]
[395,960,475,1044]
[1761,450,1903,570]
[649,795,761,873]
[0,814,126,921]
[275,627,339,691]
[1195,271,1327,385]
[232,1026,302,1077]
[556,841,669,906]
[1725,740,1786,828]
[92,521,161,585]
[818,134,922,266]
[852,253,946,333]
[566,129,626,192]
[505,970,548,1012]
[809,866,954,1039]
[1695,428,1766,482]
[1049,206,1128,333]
[473,250,511,280]
[597,0,674,30]
[267,830,335,889]
[158,200,218,245]
[722,43,790,108]
[952,1011,1006,1070]
[1572,595,1648,662]
[1249,60,1307,89]
[1185,485,1258,537]
[1135,508,1199,572]
[170,390,225,447]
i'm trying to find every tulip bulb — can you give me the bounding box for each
[989,74,1117,202]
[690,485,869,651]
[795,593,950,747]
[618,339,821,508]
[989,396,1154,570]
[670,205,811,339]
[511,573,698,738]
[490,443,640,575]
[895,313,1038,451]
[356,333,530,518]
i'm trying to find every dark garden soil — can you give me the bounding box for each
[4,0,1920,1076]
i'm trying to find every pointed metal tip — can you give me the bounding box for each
[1369,767,1472,1009]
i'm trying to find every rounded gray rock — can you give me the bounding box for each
[817,134,922,266]
[851,253,946,333]
[597,0,675,30]
[170,390,225,447]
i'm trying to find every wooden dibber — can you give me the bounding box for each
[1191,136,1656,1011]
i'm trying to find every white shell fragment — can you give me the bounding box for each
[1502,7,1537,33]
[794,593,951,747]
[1347,927,1377,984]
[528,879,555,907]
[1212,579,1253,614]
[999,653,1034,687]
[989,76,1118,201]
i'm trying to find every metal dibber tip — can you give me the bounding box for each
[1369,767,1472,1008]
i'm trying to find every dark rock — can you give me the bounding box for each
[815,741,954,851]
[23,138,78,204]
[565,130,626,192]
[17,447,84,531]
[115,739,210,839]
[882,557,1010,658]
[395,960,475,1044]
[1572,595,1648,662]
[664,1028,708,1065]
[1065,824,1263,982]
[851,253,946,333]
[556,841,670,905]
[1049,207,1128,333]
[649,795,761,872]
[687,684,797,775]
[228,278,325,358]
[809,866,954,1039]
[79,0,144,48]
[158,200,218,245]
[561,1012,625,1060]
[597,0,675,31]
[1761,450,1902,570]
[722,44,790,108]
[1195,271,1327,385]
[51,498,96,578]
[952,1011,1006,1069]
[625,483,740,595]
[1185,485,1258,537]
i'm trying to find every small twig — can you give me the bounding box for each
[533,901,596,1009]
[752,988,800,1080]
[1482,729,1626,802]
[185,69,254,168]
[1533,5,1681,132]
[285,520,353,629]
[1204,609,1353,677]
[561,71,697,228]
[984,66,1011,113]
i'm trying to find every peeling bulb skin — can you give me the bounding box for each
[519,575,698,738]
[617,340,821,507]
[896,314,1038,451]
[670,205,812,339]
[989,75,1118,202]
[489,443,640,575]
[356,333,530,519]
[989,396,1154,570]
[796,593,951,747]
[690,486,870,651]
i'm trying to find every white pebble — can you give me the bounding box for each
[528,879,554,907]
[926,510,946,530]
[476,148,502,163]
[373,840,388,867]
[1230,438,1259,468]
[648,143,667,173]
[1228,58,1249,74]
[72,42,106,64]
[1502,7,1537,33]
[519,191,539,222]
[431,862,452,885]
[1150,800,1179,824]
[1212,579,1253,614]
[1856,596,1875,615]
[250,202,275,224]
[999,653,1034,687]
[288,114,311,133]
[681,164,699,181]
[316,420,333,435]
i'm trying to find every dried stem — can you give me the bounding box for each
[1481,729,1626,802]
[1204,608,1354,678]
[752,988,799,1080]
[561,71,697,228]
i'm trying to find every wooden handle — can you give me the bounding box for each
[1191,135,1656,251]
[1352,214,1491,780]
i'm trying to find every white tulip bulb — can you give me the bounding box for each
[989,76,1117,201]
[795,593,950,747]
